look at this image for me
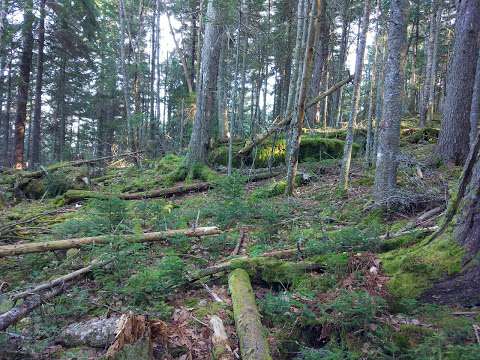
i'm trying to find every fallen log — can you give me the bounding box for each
[228,269,272,360]
[210,315,234,360]
[21,151,143,179]
[0,282,73,331]
[64,169,283,204]
[0,226,221,257]
[237,75,354,156]
[10,257,114,301]
[191,248,300,281]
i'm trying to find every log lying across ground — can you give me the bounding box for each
[20,151,143,179]
[64,169,283,204]
[0,282,73,331]
[228,269,272,360]
[237,74,354,156]
[10,257,114,301]
[0,226,221,257]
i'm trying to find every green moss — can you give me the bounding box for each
[400,127,439,145]
[380,233,464,299]
[393,324,435,351]
[210,136,360,168]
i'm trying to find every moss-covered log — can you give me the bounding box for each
[0,226,221,257]
[228,269,272,360]
[190,249,324,285]
[63,182,212,204]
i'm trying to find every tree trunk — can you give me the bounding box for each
[217,38,227,140]
[373,0,409,204]
[2,58,12,166]
[339,0,371,191]
[419,0,439,127]
[228,269,272,360]
[118,0,132,149]
[185,0,222,168]
[365,0,381,165]
[469,50,480,148]
[30,0,46,169]
[437,0,480,165]
[13,0,34,169]
[330,7,350,127]
[285,0,322,195]
[305,1,328,126]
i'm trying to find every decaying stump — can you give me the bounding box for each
[209,315,234,360]
[228,268,272,360]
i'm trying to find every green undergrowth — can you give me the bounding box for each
[209,136,360,168]
[380,232,464,299]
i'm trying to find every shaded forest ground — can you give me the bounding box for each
[0,120,479,359]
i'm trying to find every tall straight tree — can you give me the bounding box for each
[470,51,480,147]
[285,0,322,195]
[30,0,46,169]
[13,0,34,169]
[374,0,409,204]
[437,0,480,165]
[339,0,371,190]
[185,0,222,168]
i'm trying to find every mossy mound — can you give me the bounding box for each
[400,127,439,145]
[210,136,359,168]
[302,128,367,144]
[380,233,464,299]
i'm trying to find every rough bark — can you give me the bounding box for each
[437,0,480,165]
[373,0,409,204]
[305,1,328,125]
[339,0,371,191]
[228,269,272,360]
[13,0,34,169]
[30,0,46,169]
[286,0,322,195]
[422,134,480,306]
[365,0,381,165]
[470,50,480,148]
[185,0,222,168]
[0,227,221,257]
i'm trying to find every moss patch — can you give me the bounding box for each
[380,233,464,299]
[210,136,360,168]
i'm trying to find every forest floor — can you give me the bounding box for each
[0,122,479,359]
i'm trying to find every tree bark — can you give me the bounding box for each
[365,0,381,165]
[0,227,221,257]
[374,0,409,204]
[185,0,222,168]
[305,1,328,126]
[469,50,480,148]
[339,0,371,190]
[285,0,322,195]
[228,269,272,360]
[30,0,46,169]
[13,0,34,169]
[437,0,480,165]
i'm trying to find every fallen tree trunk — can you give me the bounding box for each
[210,315,234,360]
[21,152,143,179]
[64,170,283,204]
[10,257,114,301]
[0,282,73,331]
[0,226,221,257]
[191,248,300,281]
[237,75,354,156]
[228,269,272,360]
